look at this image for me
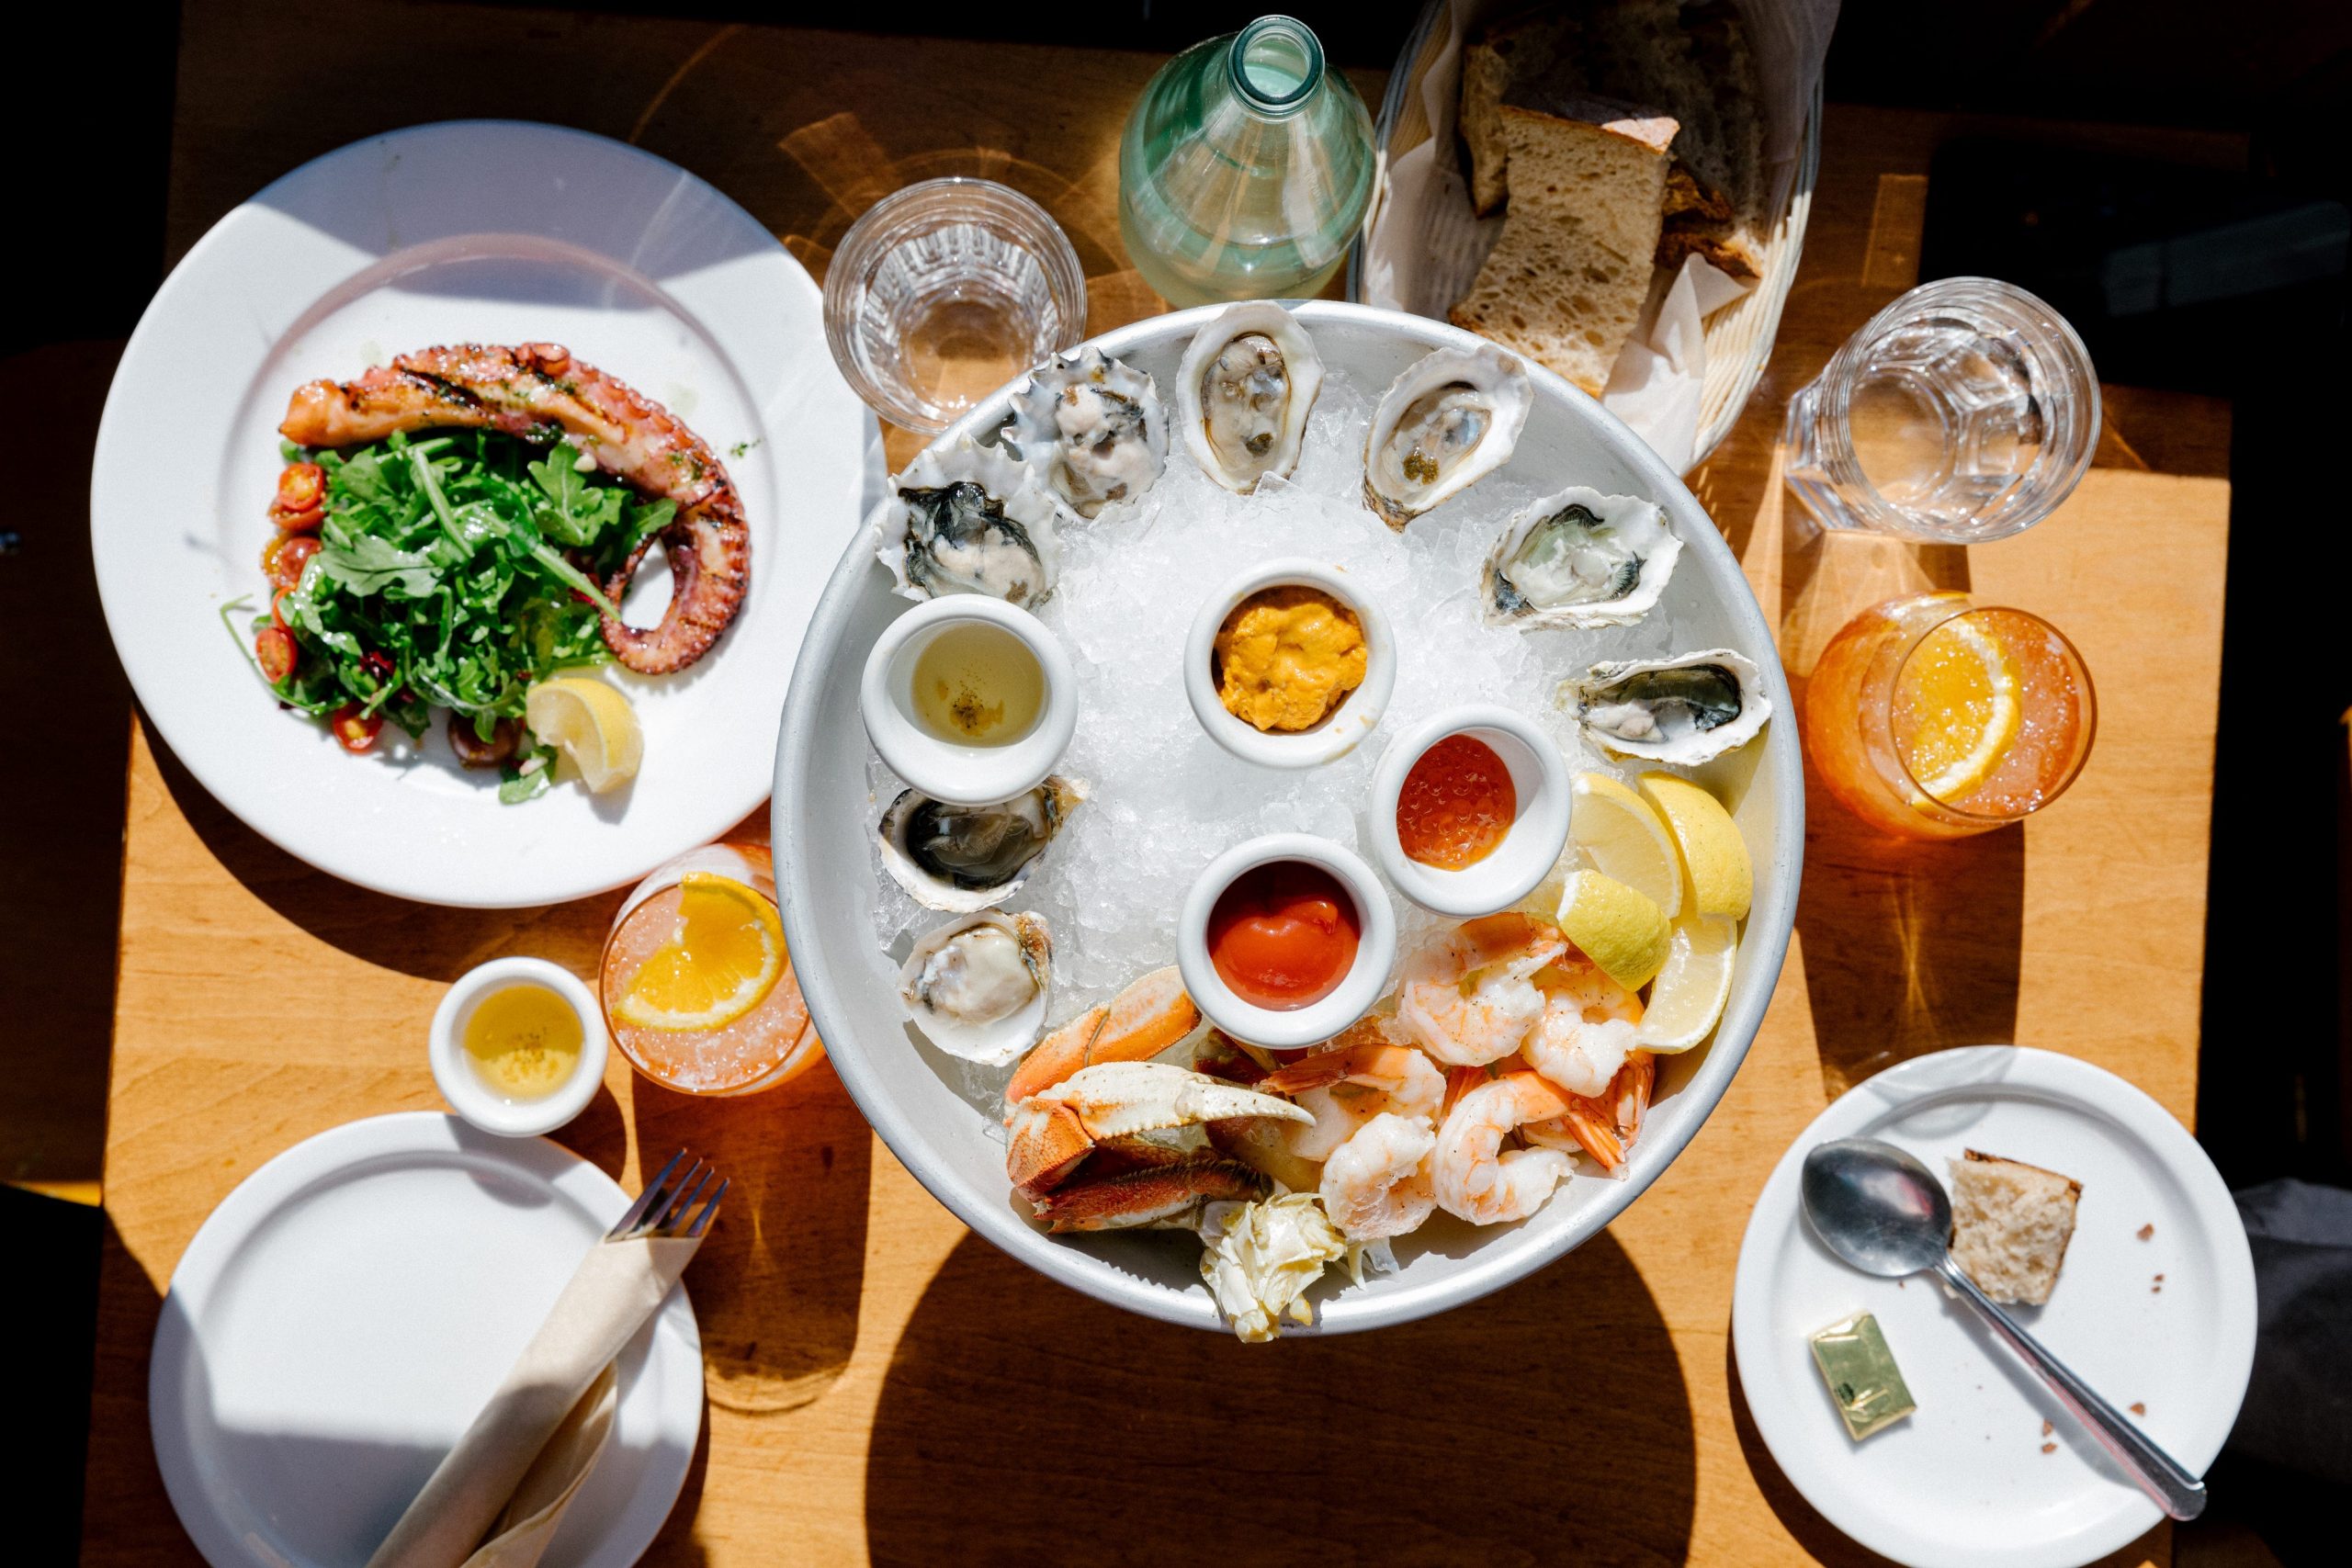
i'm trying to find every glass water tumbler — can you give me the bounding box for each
[1782,278,2100,544]
[822,177,1088,434]
[1117,14,1377,306]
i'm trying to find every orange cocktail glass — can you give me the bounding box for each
[600,843,824,1096]
[1803,592,2097,840]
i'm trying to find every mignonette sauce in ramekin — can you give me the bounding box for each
[1184,558,1397,770]
[1370,705,1570,918]
[429,957,608,1137]
[1177,832,1397,1048]
[860,593,1078,807]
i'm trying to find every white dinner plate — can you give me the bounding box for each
[150,1113,703,1567]
[1732,1047,2255,1568]
[92,120,872,907]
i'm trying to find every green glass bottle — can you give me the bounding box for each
[1117,15,1377,307]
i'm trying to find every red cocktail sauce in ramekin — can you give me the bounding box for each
[1204,860,1362,1010]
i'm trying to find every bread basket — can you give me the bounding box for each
[1350,0,1823,469]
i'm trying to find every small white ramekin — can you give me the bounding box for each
[1183,558,1396,770]
[428,957,609,1137]
[1369,705,1571,918]
[1176,833,1398,1049]
[859,594,1078,807]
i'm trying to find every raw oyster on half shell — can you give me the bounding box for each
[1175,303,1325,493]
[1002,347,1167,522]
[1562,650,1770,765]
[1362,343,1530,527]
[1482,486,1680,629]
[899,911,1053,1064]
[876,777,1085,912]
[874,436,1068,608]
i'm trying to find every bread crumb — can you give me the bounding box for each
[2041,1420,2053,1436]
[2131,1403,2146,1416]
[2137,1224,2154,1240]
[2154,1273,2165,1281]
[2041,1442,2057,1454]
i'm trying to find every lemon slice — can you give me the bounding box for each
[525,675,643,794]
[1637,773,1753,920]
[1570,773,1682,920]
[1555,868,1671,991]
[614,872,785,1031]
[1636,914,1738,1052]
[1894,615,2019,807]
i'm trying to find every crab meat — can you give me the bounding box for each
[1005,1060,1313,1201]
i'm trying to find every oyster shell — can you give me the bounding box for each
[874,436,1067,608]
[1563,650,1770,765]
[1481,486,1680,630]
[1362,344,1530,527]
[1002,347,1167,521]
[1175,303,1325,493]
[899,911,1053,1064]
[876,776,1085,912]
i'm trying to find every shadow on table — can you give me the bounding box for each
[80,1213,198,1565]
[1770,520,2025,1098]
[148,722,622,984]
[1724,1337,2165,1568]
[865,1230,1695,1566]
[630,1062,871,1417]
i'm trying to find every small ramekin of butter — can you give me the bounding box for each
[430,957,608,1136]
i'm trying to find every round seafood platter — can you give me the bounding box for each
[775,300,1802,1335]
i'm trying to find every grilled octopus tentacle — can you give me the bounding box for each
[278,342,750,675]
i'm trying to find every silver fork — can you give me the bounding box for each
[606,1148,727,1242]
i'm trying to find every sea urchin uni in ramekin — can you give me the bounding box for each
[1184,557,1396,770]
[1176,833,1397,1048]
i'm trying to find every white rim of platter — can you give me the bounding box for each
[1732,1046,2256,1568]
[775,300,1805,1333]
[92,120,872,908]
[149,1112,703,1568]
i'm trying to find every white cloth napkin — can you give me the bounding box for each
[368,1234,701,1568]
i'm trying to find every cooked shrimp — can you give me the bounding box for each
[1430,1071,1578,1224]
[1259,1037,1445,1160]
[1319,1112,1438,1240]
[1525,1051,1657,1173]
[1521,955,1643,1098]
[1396,913,1567,1066]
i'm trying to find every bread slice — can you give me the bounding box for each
[1449,99,1675,397]
[1459,9,1572,216]
[1948,1150,2083,1306]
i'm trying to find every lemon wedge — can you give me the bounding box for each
[1555,868,1671,991]
[1894,615,2020,807]
[614,872,785,1031]
[1637,773,1753,921]
[525,675,643,794]
[1570,773,1682,920]
[1636,914,1738,1052]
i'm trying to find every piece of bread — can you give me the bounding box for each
[1459,10,1572,216]
[1948,1150,2083,1306]
[1460,0,1768,279]
[1449,99,1674,397]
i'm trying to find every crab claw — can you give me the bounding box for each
[1003,966,1200,1111]
[1035,1151,1269,1232]
[1005,1061,1313,1200]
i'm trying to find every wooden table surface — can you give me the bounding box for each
[86,2,2238,1562]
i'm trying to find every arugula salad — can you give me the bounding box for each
[243,430,672,802]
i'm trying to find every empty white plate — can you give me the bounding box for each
[1732,1046,2254,1568]
[93,119,872,907]
[150,1113,702,1567]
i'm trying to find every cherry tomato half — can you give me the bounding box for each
[263,533,320,589]
[359,651,397,689]
[270,588,296,629]
[254,626,298,683]
[330,704,384,753]
[448,714,523,769]
[273,462,325,517]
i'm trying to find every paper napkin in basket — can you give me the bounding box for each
[368,1233,701,1568]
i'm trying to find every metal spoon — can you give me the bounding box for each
[1800,1136,2207,1520]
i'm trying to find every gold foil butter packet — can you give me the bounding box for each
[1810,1311,1917,1441]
